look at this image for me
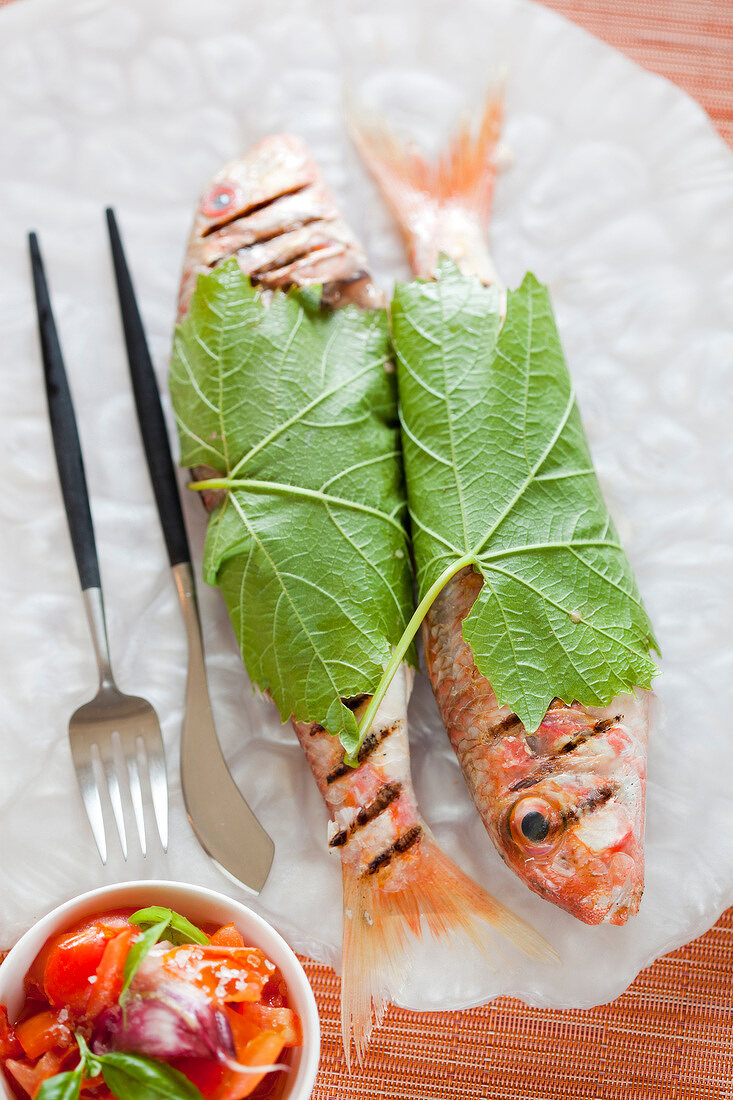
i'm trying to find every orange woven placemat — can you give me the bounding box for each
[303,911,733,1099]
[3,0,731,1097]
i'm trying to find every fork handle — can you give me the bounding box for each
[29,233,101,592]
[83,586,115,687]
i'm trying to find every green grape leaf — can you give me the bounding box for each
[170,259,414,754]
[386,259,659,734]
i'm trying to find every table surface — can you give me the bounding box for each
[3,0,732,1097]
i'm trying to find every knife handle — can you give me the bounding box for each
[29,233,102,593]
[106,208,191,568]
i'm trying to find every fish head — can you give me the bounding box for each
[177,134,320,316]
[493,703,648,925]
[191,135,317,243]
[177,133,376,317]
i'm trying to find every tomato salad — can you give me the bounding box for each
[0,907,302,1100]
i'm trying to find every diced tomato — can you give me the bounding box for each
[85,927,136,1022]
[6,1050,66,1098]
[15,1011,72,1060]
[79,1069,110,1099]
[173,1057,227,1099]
[43,934,107,1014]
[161,946,271,1004]
[260,974,288,1009]
[237,1005,301,1048]
[25,912,134,1001]
[0,1006,22,1059]
[209,924,245,949]
[1,907,300,1100]
[214,1023,286,1100]
[37,912,135,1014]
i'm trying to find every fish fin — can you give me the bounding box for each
[340,825,556,1066]
[348,89,504,281]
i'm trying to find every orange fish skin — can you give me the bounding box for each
[424,566,648,925]
[351,92,651,925]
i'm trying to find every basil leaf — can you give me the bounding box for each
[36,1067,83,1100]
[387,260,658,733]
[75,1032,102,1079]
[129,907,209,946]
[120,918,168,1000]
[169,260,414,754]
[98,1053,204,1100]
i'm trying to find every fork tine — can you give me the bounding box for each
[70,744,108,864]
[98,739,128,860]
[126,749,147,858]
[145,738,169,852]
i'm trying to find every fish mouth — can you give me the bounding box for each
[550,867,645,926]
[509,842,644,926]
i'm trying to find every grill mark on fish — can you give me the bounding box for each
[365,824,423,875]
[325,721,398,783]
[328,782,402,847]
[263,243,348,283]
[356,721,397,762]
[564,784,616,823]
[492,712,522,738]
[509,723,620,790]
[394,824,422,853]
[326,761,353,784]
[344,694,368,712]
[222,214,323,251]
[509,767,556,793]
[557,715,621,754]
[201,182,311,236]
[355,782,402,828]
[595,715,622,732]
[324,269,371,290]
[509,714,625,786]
[310,723,324,736]
[240,237,339,278]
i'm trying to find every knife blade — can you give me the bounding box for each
[105,206,274,893]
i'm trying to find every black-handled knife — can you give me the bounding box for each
[105,210,190,568]
[105,208,274,894]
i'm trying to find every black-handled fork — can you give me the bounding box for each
[105,210,274,895]
[29,233,169,863]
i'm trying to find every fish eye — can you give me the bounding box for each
[201,183,239,219]
[508,795,562,854]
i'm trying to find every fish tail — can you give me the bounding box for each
[340,825,555,1066]
[348,88,504,282]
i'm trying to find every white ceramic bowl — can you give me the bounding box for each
[0,881,320,1100]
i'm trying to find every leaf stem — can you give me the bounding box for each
[350,553,475,763]
[188,477,408,538]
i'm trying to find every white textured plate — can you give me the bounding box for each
[0,0,732,1012]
